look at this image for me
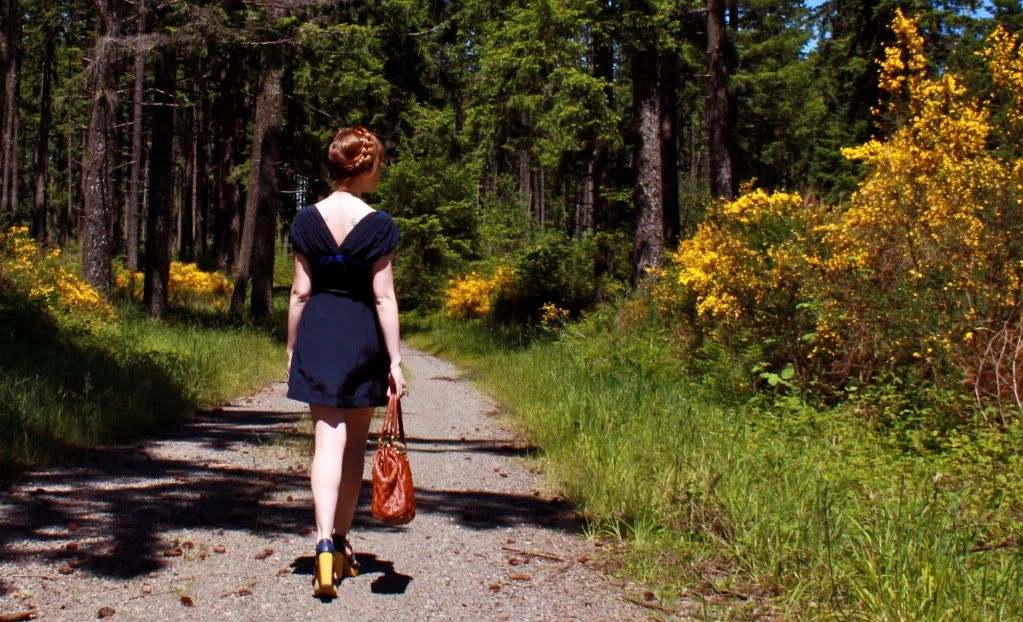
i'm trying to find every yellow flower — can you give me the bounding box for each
[444,266,515,319]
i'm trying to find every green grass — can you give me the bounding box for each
[0,286,286,472]
[404,310,1023,621]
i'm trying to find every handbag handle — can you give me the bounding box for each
[379,394,406,450]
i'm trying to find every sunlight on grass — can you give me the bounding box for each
[405,312,1023,621]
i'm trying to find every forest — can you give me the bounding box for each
[1,0,1012,316]
[3,0,1023,619]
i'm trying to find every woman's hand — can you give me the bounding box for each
[286,349,293,376]
[388,361,406,398]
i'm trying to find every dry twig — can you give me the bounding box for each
[500,546,565,562]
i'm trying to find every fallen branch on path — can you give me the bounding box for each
[500,546,565,562]
[0,610,38,621]
[9,574,61,581]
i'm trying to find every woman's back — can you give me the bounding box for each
[287,203,399,408]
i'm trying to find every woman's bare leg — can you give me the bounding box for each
[310,405,347,542]
[333,408,374,537]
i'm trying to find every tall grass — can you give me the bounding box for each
[404,311,1023,621]
[0,288,285,470]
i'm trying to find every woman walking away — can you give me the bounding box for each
[286,126,405,598]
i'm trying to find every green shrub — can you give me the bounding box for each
[491,231,597,323]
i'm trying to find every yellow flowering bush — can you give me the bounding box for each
[539,302,570,331]
[662,12,1023,413]
[671,188,812,322]
[444,266,515,319]
[821,11,1023,396]
[0,226,116,323]
[114,262,233,312]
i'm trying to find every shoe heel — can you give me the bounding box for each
[335,554,359,578]
[332,534,360,578]
[313,552,336,597]
[312,539,337,598]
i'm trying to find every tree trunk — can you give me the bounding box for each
[143,46,176,317]
[197,109,210,261]
[1,2,20,220]
[61,118,73,244]
[179,103,194,262]
[109,88,124,256]
[707,0,735,200]
[80,2,121,289]
[631,46,664,285]
[231,58,283,319]
[191,93,206,262]
[213,52,242,272]
[518,146,531,215]
[536,167,545,228]
[660,49,680,248]
[591,14,615,294]
[0,0,8,140]
[189,55,207,263]
[125,0,145,271]
[581,163,594,234]
[31,31,54,243]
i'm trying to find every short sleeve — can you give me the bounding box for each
[289,210,309,256]
[356,212,400,262]
[371,214,400,259]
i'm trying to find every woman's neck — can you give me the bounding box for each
[333,186,361,199]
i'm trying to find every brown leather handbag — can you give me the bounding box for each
[371,394,416,525]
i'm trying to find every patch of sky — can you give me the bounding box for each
[801,0,996,54]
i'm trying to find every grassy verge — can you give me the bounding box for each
[0,288,286,471]
[404,310,1022,621]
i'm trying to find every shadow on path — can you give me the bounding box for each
[289,553,413,595]
[0,406,579,582]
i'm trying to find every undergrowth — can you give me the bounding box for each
[0,279,286,474]
[404,309,1023,621]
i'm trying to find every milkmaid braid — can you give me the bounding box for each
[325,126,384,184]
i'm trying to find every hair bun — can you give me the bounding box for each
[326,126,383,183]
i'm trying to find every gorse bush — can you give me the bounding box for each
[0,226,115,325]
[114,262,233,313]
[444,266,515,319]
[658,12,1023,421]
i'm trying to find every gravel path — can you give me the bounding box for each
[0,346,656,621]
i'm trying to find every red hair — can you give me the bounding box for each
[325,126,384,184]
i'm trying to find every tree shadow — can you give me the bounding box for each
[0,404,580,583]
[0,284,195,479]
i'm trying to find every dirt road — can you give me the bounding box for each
[0,346,653,621]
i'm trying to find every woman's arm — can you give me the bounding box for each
[287,253,313,372]
[371,253,405,396]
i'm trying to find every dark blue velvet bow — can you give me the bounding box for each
[316,254,371,270]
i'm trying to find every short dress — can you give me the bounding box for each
[286,206,400,408]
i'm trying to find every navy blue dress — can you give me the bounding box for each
[287,206,400,408]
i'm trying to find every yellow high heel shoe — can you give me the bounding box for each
[313,539,337,598]
[333,533,360,579]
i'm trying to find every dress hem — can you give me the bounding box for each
[287,385,387,409]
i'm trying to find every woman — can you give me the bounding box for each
[286,126,405,598]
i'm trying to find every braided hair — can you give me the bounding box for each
[325,126,384,184]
